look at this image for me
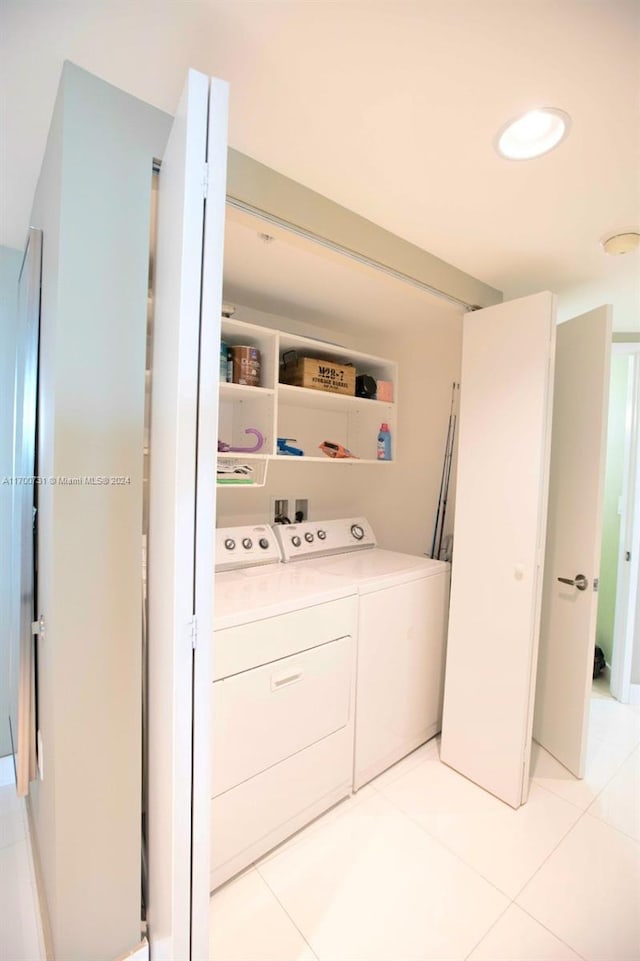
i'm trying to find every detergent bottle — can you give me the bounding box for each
[377,423,391,460]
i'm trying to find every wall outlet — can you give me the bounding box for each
[294,498,309,522]
[272,498,290,524]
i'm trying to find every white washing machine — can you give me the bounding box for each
[211,524,358,889]
[275,517,450,790]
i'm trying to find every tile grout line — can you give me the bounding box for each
[581,807,640,847]
[531,777,591,811]
[531,730,640,812]
[370,774,513,902]
[462,901,513,961]
[255,787,375,868]
[462,900,589,961]
[585,737,640,805]
[510,809,590,905]
[368,750,582,904]
[514,901,589,961]
[253,862,321,961]
[251,781,583,961]
[505,798,638,961]
[461,898,588,961]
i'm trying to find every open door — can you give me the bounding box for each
[441,292,556,809]
[533,307,612,776]
[146,70,228,961]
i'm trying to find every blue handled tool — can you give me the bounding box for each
[277,437,304,456]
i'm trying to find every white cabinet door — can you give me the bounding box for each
[147,69,228,961]
[441,292,556,809]
[534,307,612,776]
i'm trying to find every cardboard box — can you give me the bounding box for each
[280,356,356,396]
[376,380,394,402]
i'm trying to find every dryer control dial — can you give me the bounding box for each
[258,538,269,550]
[242,537,253,550]
[224,538,236,551]
[350,523,365,541]
[291,535,301,548]
[304,532,314,543]
[317,529,327,541]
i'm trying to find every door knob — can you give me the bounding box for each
[557,574,588,591]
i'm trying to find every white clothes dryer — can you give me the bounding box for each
[211,524,358,888]
[275,517,450,790]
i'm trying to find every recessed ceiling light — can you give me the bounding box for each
[495,108,571,160]
[600,231,640,256]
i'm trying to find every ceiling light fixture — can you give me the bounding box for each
[600,231,640,256]
[495,108,571,160]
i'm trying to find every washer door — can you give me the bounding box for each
[212,635,351,796]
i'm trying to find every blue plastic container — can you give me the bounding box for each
[377,423,392,460]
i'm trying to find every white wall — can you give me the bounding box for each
[28,62,170,961]
[0,244,23,757]
[216,300,463,553]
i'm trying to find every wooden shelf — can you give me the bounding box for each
[274,455,390,465]
[219,382,275,401]
[277,383,394,413]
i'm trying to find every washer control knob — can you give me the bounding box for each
[351,523,365,541]
[258,537,269,550]
[242,537,253,550]
[224,538,236,551]
[317,529,327,541]
[291,535,301,548]
[304,532,314,543]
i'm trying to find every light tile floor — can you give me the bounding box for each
[210,683,640,961]
[3,684,638,961]
[0,755,45,961]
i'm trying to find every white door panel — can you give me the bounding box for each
[190,75,228,959]
[441,292,556,808]
[11,228,42,797]
[534,307,612,776]
[147,69,227,961]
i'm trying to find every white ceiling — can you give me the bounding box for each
[2,1,639,330]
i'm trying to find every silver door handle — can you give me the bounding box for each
[557,574,588,591]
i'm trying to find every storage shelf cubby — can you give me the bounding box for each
[217,317,397,483]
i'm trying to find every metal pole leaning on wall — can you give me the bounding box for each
[430,382,459,560]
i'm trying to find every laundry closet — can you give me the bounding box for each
[144,68,510,960]
[143,69,612,961]
[208,202,461,888]
[17,63,612,961]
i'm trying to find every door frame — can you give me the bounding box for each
[610,343,640,704]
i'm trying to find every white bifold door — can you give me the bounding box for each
[441,293,611,808]
[11,227,42,798]
[534,307,612,777]
[146,70,228,960]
